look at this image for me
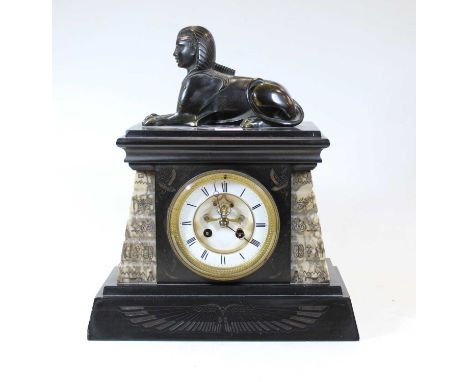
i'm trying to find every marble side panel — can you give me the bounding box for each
[291,171,330,283]
[118,172,157,284]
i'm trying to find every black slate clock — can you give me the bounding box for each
[87,25,359,341]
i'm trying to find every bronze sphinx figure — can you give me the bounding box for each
[143,26,304,128]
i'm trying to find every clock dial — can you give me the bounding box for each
[167,170,280,281]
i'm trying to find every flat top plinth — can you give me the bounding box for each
[116,122,330,171]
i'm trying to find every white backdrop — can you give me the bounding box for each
[52,0,413,380]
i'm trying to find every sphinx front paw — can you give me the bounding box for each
[240,117,268,128]
[142,113,159,126]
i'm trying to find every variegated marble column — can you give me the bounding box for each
[117,171,157,284]
[291,171,330,283]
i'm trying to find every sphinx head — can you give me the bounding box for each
[174,26,216,71]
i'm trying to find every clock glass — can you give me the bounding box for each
[167,170,280,280]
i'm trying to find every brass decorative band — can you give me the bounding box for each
[167,170,280,281]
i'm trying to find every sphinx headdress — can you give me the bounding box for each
[178,26,235,75]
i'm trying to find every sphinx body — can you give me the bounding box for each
[143,26,304,128]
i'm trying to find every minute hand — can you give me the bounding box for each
[225,224,249,242]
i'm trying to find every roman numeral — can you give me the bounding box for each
[255,223,266,227]
[250,239,261,247]
[220,255,226,265]
[239,253,245,260]
[240,188,246,197]
[201,250,208,260]
[186,237,197,247]
[221,181,228,193]
[181,221,192,226]
[187,203,197,208]
[213,183,218,193]
[201,187,209,196]
[252,203,261,210]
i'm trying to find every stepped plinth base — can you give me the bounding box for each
[88,259,358,341]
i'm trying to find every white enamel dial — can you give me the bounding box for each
[167,170,280,280]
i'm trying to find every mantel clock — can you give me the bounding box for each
[88,26,359,341]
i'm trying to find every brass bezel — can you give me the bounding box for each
[167,170,280,281]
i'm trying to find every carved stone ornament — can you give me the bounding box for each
[118,172,156,283]
[119,303,329,334]
[291,171,330,283]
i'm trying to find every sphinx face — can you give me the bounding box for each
[173,36,196,69]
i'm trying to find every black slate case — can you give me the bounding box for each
[88,124,359,341]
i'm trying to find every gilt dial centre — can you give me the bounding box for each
[193,193,255,254]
